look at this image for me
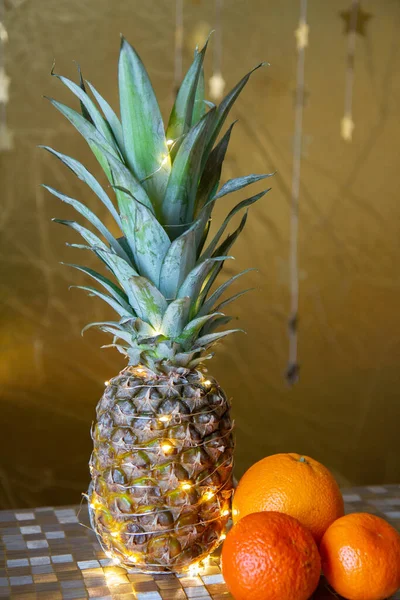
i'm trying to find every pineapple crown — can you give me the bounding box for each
[41,36,272,372]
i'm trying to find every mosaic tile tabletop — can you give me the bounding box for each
[0,484,399,600]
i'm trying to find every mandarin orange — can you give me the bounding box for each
[320,512,400,600]
[232,452,344,543]
[221,511,321,600]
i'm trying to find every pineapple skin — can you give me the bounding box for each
[89,366,234,573]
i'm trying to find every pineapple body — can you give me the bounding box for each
[89,366,234,572]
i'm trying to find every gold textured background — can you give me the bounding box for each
[1,0,399,508]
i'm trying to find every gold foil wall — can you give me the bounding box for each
[0,0,399,508]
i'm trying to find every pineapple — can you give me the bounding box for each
[42,37,271,573]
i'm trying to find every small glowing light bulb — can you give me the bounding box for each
[222,509,230,517]
[112,557,121,566]
[111,531,119,538]
[188,562,200,576]
[203,379,212,387]
[161,443,173,454]
[160,155,169,167]
[220,533,227,541]
[105,550,113,559]
[232,508,239,517]
[159,415,170,423]
[181,482,192,491]
[90,502,96,509]
[203,491,215,501]
[166,139,174,147]
[104,380,110,386]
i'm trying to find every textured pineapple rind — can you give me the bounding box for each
[89,365,234,573]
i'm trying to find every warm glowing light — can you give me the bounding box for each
[220,533,227,541]
[188,562,201,576]
[166,139,174,147]
[160,155,170,167]
[203,491,215,501]
[203,379,212,387]
[203,555,211,568]
[105,551,113,559]
[181,482,192,491]
[222,509,230,517]
[232,508,239,517]
[135,367,146,376]
[161,443,173,454]
[104,380,110,386]
[111,531,119,538]
[90,503,96,509]
[159,415,170,423]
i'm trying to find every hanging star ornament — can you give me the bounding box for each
[295,21,309,51]
[341,114,355,141]
[0,22,8,43]
[209,72,225,101]
[0,68,11,104]
[0,123,13,151]
[340,5,372,36]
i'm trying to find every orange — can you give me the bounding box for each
[221,511,321,600]
[320,512,400,600]
[232,452,344,543]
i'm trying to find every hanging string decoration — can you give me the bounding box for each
[209,0,225,102]
[286,0,308,386]
[0,0,12,151]
[173,0,184,96]
[339,2,372,142]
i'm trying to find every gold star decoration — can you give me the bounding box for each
[0,22,8,43]
[209,72,226,102]
[340,5,372,36]
[0,68,10,104]
[341,114,355,141]
[295,21,309,51]
[0,123,13,151]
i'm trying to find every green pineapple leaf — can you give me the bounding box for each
[177,256,232,310]
[202,188,271,259]
[162,109,215,230]
[196,120,236,214]
[43,185,130,262]
[75,64,93,124]
[192,62,206,126]
[198,269,256,316]
[134,202,171,285]
[159,227,197,299]
[214,288,254,312]
[119,37,170,207]
[39,146,122,229]
[176,313,224,348]
[71,285,134,318]
[204,62,267,158]
[194,329,244,349]
[51,70,118,152]
[214,173,274,200]
[45,98,119,180]
[199,315,234,336]
[166,40,208,154]
[197,213,248,309]
[161,297,191,338]
[127,276,168,330]
[61,263,131,312]
[86,80,125,152]
[89,138,153,211]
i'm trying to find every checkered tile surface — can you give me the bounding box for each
[0,484,399,599]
